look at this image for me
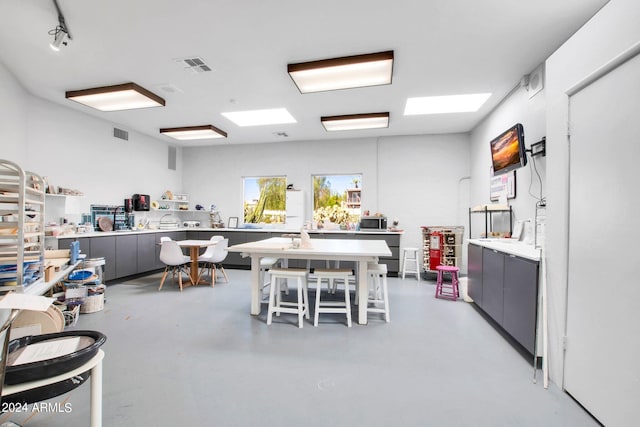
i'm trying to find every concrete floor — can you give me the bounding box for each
[3,269,598,426]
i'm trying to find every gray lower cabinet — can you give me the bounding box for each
[137,234,157,273]
[468,244,539,355]
[57,230,403,282]
[503,255,539,354]
[482,248,505,324]
[467,243,483,305]
[347,233,400,276]
[90,236,116,282]
[58,237,90,257]
[115,235,138,278]
[219,231,250,267]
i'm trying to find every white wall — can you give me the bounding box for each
[182,133,471,263]
[545,0,640,386]
[469,82,547,239]
[0,57,184,224]
[0,60,28,164]
[24,95,184,219]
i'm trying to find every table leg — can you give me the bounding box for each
[250,256,261,315]
[190,247,200,284]
[90,357,103,427]
[358,259,368,325]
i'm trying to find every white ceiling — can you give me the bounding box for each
[0,0,608,147]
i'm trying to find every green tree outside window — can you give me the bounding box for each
[244,177,286,224]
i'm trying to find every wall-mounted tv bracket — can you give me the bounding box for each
[527,137,546,157]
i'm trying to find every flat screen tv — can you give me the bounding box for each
[490,123,527,175]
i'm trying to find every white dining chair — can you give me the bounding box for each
[158,240,192,292]
[197,237,229,286]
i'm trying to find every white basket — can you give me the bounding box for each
[80,294,104,313]
[80,285,105,313]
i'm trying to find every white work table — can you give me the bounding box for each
[229,237,392,325]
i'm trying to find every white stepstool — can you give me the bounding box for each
[259,257,282,304]
[367,262,390,322]
[314,268,353,327]
[267,268,310,328]
[401,247,421,280]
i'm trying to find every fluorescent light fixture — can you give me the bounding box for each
[50,30,68,51]
[221,108,296,127]
[321,112,389,132]
[160,125,227,140]
[288,51,394,93]
[65,82,166,111]
[404,93,492,115]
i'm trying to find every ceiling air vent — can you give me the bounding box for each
[113,128,128,140]
[174,57,214,73]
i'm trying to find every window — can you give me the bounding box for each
[243,176,286,224]
[312,174,362,229]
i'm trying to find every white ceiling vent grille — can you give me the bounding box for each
[174,57,214,73]
[113,128,128,140]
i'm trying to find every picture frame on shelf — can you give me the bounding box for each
[228,217,238,228]
[490,169,516,201]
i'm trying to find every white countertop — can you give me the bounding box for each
[55,227,403,239]
[468,238,541,261]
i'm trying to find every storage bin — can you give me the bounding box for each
[80,285,105,314]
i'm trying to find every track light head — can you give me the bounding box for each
[49,28,68,51]
[49,0,72,52]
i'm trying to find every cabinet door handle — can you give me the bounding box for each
[509,254,516,258]
[493,250,498,253]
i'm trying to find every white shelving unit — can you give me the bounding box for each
[154,193,194,212]
[0,159,46,292]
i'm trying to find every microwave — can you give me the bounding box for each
[360,216,387,230]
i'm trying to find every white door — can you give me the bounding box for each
[566,51,640,426]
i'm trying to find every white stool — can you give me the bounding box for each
[267,268,310,328]
[259,257,282,304]
[401,247,421,280]
[367,262,390,322]
[314,268,353,327]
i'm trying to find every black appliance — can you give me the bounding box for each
[123,198,133,213]
[132,194,150,211]
[360,216,387,230]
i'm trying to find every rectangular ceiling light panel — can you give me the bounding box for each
[321,112,389,131]
[221,108,296,127]
[160,125,227,140]
[288,51,394,93]
[404,93,491,115]
[65,83,165,111]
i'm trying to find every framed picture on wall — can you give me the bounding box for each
[228,217,238,228]
[490,170,516,201]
